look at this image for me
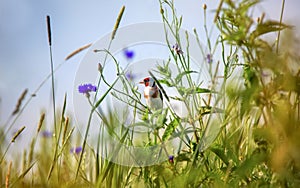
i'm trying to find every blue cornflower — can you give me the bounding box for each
[123,48,135,60]
[168,155,174,163]
[70,146,82,154]
[78,84,97,94]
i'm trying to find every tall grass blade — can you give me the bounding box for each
[46,15,57,136]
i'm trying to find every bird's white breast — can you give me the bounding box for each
[144,86,163,110]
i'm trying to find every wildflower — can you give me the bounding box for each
[123,48,135,60]
[172,43,183,55]
[70,146,82,154]
[78,84,97,97]
[41,130,53,138]
[206,54,213,64]
[168,155,174,163]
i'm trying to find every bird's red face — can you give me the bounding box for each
[139,77,150,87]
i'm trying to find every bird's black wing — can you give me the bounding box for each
[159,89,163,102]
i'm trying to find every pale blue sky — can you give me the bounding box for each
[0,0,299,148]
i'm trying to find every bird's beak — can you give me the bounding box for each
[138,81,144,84]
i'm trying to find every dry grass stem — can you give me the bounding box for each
[11,126,25,143]
[65,43,92,60]
[5,161,12,188]
[37,113,45,133]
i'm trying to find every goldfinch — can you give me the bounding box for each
[139,77,163,110]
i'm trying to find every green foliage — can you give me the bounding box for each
[1,0,299,187]
[162,118,179,141]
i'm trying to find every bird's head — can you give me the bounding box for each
[139,77,155,87]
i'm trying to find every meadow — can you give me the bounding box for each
[1,0,300,187]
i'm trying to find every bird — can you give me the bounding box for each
[139,77,163,111]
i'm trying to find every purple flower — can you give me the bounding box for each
[78,84,97,94]
[168,155,174,163]
[172,43,183,55]
[41,130,53,138]
[70,146,82,154]
[123,48,135,59]
[206,54,213,64]
[125,71,136,81]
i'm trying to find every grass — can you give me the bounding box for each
[1,0,300,187]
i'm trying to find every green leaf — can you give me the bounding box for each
[175,71,197,84]
[210,146,230,165]
[177,86,186,96]
[199,106,224,115]
[176,153,192,162]
[234,151,267,179]
[195,87,212,93]
[157,108,168,126]
[131,122,150,128]
[199,118,222,151]
[159,79,174,87]
[162,118,179,141]
[177,86,213,97]
[250,20,291,40]
[239,0,260,14]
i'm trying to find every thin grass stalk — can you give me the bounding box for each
[65,43,92,60]
[160,5,197,114]
[4,36,88,136]
[57,127,74,162]
[4,58,68,136]
[193,28,206,60]
[22,150,27,174]
[95,49,147,110]
[276,0,286,54]
[123,167,134,187]
[11,162,36,187]
[3,89,27,133]
[99,128,129,184]
[95,124,102,181]
[5,161,12,188]
[46,15,57,136]
[0,126,26,164]
[28,138,35,166]
[91,6,126,106]
[214,0,224,23]
[75,77,120,179]
[203,4,212,55]
[60,127,74,150]
[61,117,69,145]
[160,2,198,100]
[47,94,67,181]
[56,94,67,180]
